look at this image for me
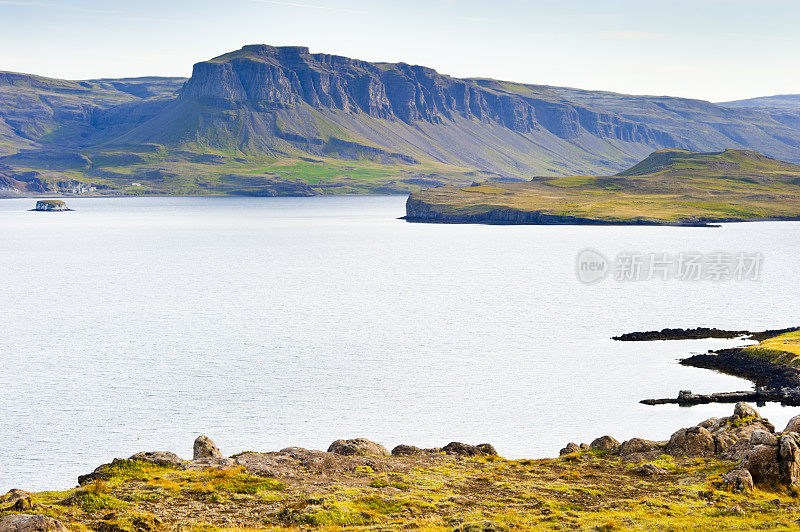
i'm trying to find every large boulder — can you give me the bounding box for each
[477,443,498,456]
[666,426,715,457]
[618,438,660,456]
[0,515,67,532]
[1,490,32,511]
[441,442,483,456]
[784,414,800,434]
[734,402,761,420]
[700,404,776,460]
[193,435,222,460]
[721,469,754,492]
[327,438,389,457]
[589,436,620,452]
[778,433,800,486]
[635,463,668,476]
[559,442,581,456]
[391,445,424,456]
[750,430,778,447]
[129,451,184,467]
[742,444,781,486]
[697,417,719,429]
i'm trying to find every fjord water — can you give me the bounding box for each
[1,196,799,491]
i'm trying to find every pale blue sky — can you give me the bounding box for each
[1,0,797,101]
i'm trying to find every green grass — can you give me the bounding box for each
[248,160,398,185]
[744,331,800,368]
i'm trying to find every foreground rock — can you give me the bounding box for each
[327,438,389,457]
[0,514,67,532]
[193,435,222,460]
[0,490,32,511]
[129,451,184,467]
[570,402,799,491]
[30,425,800,531]
[665,426,715,457]
[442,442,486,456]
[589,436,620,452]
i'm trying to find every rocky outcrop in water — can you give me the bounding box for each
[32,200,69,211]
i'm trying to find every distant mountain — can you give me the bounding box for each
[720,95,800,110]
[2,45,800,197]
[405,149,800,225]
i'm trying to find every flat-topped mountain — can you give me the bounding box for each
[405,149,800,225]
[2,45,800,197]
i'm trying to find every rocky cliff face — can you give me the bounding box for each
[179,45,673,144]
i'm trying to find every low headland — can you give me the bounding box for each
[614,327,800,406]
[3,403,800,531]
[404,149,800,226]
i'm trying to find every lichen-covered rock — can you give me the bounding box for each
[78,458,123,485]
[477,443,498,456]
[666,426,715,457]
[750,430,778,447]
[186,457,237,471]
[559,442,581,456]
[618,438,660,456]
[721,469,754,492]
[589,436,620,452]
[1,490,32,511]
[129,451,184,467]
[778,433,800,486]
[441,442,483,456]
[697,418,719,429]
[734,402,761,420]
[328,438,389,457]
[0,514,67,532]
[714,433,738,456]
[392,445,424,456]
[635,463,668,476]
[193,435,222,460]
[743,444,781,486]
[784,414,800,434]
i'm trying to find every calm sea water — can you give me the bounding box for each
[1,195,799,491]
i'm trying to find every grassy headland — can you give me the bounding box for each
[405,149,800,225]
[744,331,800,369]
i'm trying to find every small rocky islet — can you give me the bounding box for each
[3,402,800,531]
[30,200,71,212]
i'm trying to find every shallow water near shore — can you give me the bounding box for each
[1,195,799,492]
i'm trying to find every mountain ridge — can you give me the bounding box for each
[2,44,800,197]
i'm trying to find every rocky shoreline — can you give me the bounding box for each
[615,326,800,406]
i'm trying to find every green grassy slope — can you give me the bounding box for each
[405,149,800,225]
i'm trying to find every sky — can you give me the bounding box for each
[0,0,798,102]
